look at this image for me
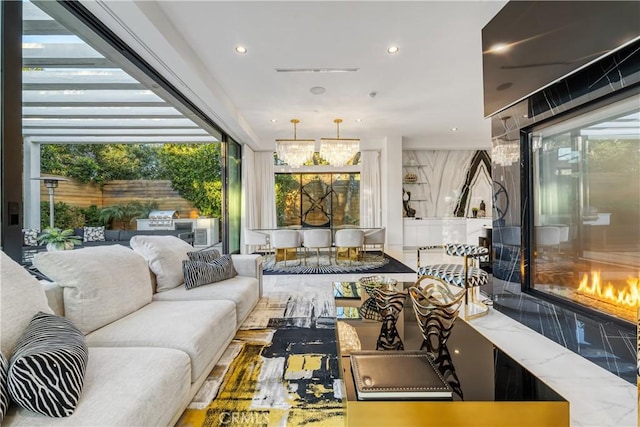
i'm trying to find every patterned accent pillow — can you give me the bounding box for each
[22,228,40,246]
[7,312,88,417]
[83,226,105,242]
[182,255,238,290]
[187,248,221,263]
[0,352,8,423]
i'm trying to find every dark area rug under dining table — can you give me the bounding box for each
[261,251,415,275]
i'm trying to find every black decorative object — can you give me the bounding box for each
[402,188,416,218]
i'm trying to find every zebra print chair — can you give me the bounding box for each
[416,243,490,319]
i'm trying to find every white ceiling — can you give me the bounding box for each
[80,1,507,152]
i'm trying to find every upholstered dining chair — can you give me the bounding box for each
[334,229,364,265]
[302,229,332,266]
[271,229,301,266]
[244,228,271,259]
[363,227,386,260]
[416,243,490,319]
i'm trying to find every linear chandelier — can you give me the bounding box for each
[319,118,360,167]
[275,119,315,168]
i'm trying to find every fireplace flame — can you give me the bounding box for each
[576,271,640,308]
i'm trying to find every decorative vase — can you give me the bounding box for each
[46,241,75,251]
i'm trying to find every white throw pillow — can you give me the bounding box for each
[0,252,53,356]
[130,235,194,292]
[33,245,152,335]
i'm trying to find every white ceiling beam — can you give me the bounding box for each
[24,20,74,36]
[23,118,200,128]
[31,135,219,144]
[23,106,183,117]
[23,90,164,103]
[23,127,209,136]
[23,68,139,84]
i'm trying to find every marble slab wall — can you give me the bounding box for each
[402,150,492,218]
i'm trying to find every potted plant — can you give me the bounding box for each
[472,207,479,218]
[37,227,82,251]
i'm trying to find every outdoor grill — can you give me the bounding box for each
[148,210,179,228]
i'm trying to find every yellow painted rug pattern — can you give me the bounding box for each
[177,327,345,427]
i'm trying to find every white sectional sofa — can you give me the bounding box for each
[1,236,262,426]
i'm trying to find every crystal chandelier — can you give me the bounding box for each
[320,118,360,167]
[492,141,520,166]
[275,119,315,168]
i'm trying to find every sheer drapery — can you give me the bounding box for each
[360,150,381,227]
[241,149,277,253]
[241,147,256,254]
[256,151,277,229]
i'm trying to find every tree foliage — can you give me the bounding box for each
[41,144,165,184]
[158,144,222,218]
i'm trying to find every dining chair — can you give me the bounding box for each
[363,227,386,260]
[271,229,302,266]
[302,229,332,266]
[334,229,364,265]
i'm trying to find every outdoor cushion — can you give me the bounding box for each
[33,245,152,335]
[85,300,236,382]
[3,347,190,426]
[130,235,193,292]
[0,252,53,357]
[152,275,259,325]
[22,229,40,247]
[83,226,105,242]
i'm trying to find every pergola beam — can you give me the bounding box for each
[24,83,147,90]
[23,19,73,36]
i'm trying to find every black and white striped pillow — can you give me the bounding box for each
[7,312,88,417]
[182,255,237,289]
[187,248,221,263]
[0,352,8,423]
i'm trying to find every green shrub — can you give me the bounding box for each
[40,201,85,229]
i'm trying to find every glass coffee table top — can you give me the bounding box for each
[333,281,362,300]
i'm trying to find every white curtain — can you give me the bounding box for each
[256,151,277,229]
[241,147,256,254]
[241,149,276,254]
[360,150,381,227]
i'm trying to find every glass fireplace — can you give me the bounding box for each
[529,94,640,324]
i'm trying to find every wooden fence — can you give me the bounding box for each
[41,179,197,218]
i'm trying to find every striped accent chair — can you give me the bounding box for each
[416,243,490,319]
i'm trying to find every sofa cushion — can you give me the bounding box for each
[3,347,190,426]
[7,312,88,417]
[22,229,40,247]
[33,246,152,335]
[83,226,105,242]
[152,275,260,325]
[0,352,8,423]
[187,247,221,262]
[86,300,236,382]
[104,229,120,241]
[0,252,53,357]
[130,235,194,292]
[182,255,237,290]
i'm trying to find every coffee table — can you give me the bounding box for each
[334,280,570,426]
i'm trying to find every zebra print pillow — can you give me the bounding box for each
[0,352,8,423]
[7,312,88,417]
[182,255,237,289]
[187,248,221,263]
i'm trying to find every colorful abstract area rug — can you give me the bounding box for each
[176,288,345,427]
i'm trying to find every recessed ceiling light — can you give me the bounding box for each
[310,86,326,95]
[387,46,399,54]
[355,119,362,122]
[451,127,458,131]
[235,46,247,54]
[270,119,277,123]
[489,43,509,53]
[522,114,529,118]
